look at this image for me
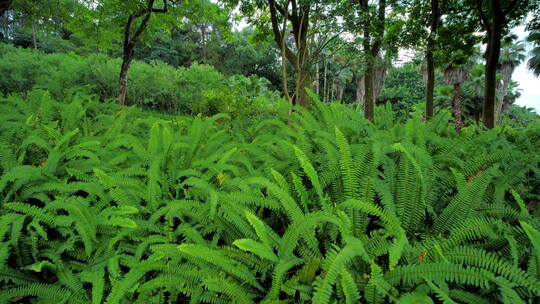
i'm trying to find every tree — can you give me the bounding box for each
[117,0,171,105]
[527,30,540,76]
[358,0,386,122]
[70,0,185,105]
[471,0,534,128]
[396,0,477,121]
[425,0,440,120]
[496,39,525,120]
[2,0,70,48]
[377,63,425,116]
[233,0,316,107]
[443,64,468,131]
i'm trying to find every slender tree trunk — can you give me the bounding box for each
[323,60,327,102]
[338,85,344,101]
[425,0,439,120]
[425,52,434,119]
[452,84,462,131]
[332,79,336,101]
[315,62,320,95]
[118,52,134,106]
[278,0,292,106]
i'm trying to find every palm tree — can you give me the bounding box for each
[527,30,540,77]
[463,65,485,124]
[496,40,526,121]
[444,65,468,131]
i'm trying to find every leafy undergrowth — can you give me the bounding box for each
[1,90,540,304]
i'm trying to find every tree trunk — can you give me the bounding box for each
[293,9,311,107]
[361,0,373,121]
[364,66,375,120]
[356,76,365,105]
[315,62,320,95]
[483,28,502,128]
[323,60,327,102]
[495,63,513,123]
[482,1,503,129]
[425,51,435,120]
[373,65,387,100]
[118,53,134,106]
[360,0,385,122]
[425,0,439,120]
[278,1,293,106]
[295,64,311,106]
[500,95,512,116]
[452,83,462,131]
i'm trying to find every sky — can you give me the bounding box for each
[513,25,540,112]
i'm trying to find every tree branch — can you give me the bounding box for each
[268,0,296,63]
[475,0,490,30]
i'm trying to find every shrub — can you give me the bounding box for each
[0,43,281,116]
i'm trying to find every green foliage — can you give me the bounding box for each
[0,44,281,116]
[0,88,539,303]
[377,63,426,118]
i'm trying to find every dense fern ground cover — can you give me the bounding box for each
[1,89,540,304]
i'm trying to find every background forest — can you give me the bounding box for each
[1,0,540,303]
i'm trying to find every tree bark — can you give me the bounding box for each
[452,83,462,131]
[425,0,439,120]
[373,65,387,100]
[292,7,311,107]
[355,76,365,105]
[364,66,375,119]
[495,63,513,123]
[118,52,134,106]
[483,19,502,129]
